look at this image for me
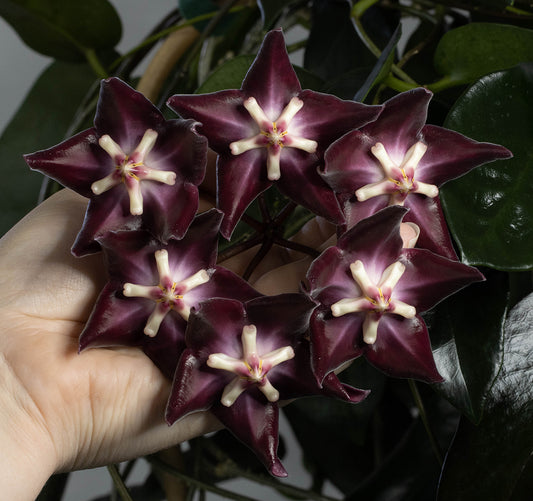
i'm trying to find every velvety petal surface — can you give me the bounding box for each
[309,307,365,384]
[360,87,431,153]
[397,247,485,312]
[167,28,381,238]
[24,129,108,198]
[79,212,259,377]
[417,124,512,186]
[166,294,367,477]
[26,77,207,254]
[320,88,510,260]
[307,206,481,383]
[94,77,164,149]
[363,315,443,382]
[241,28,301,113]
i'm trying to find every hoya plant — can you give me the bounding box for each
[1,1,532,500]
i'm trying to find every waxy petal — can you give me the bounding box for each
[79,211,260,377]
[320,88,511,259]
[309,307,365,384]
[166,295,368,477]
[241,28,301,114]
[361,87,431,154]
[25,77,207,255]
[363,315,443,382]
[212,395,286,477]
[167,29,381,238]
[397,247,485,312]
[417,124,513,186]
[307,206,483,383]
[94,77,164,149]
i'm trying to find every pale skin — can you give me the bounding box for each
[0,184,417,500]
[0,188,333,500]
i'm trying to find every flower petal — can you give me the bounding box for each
[403,195,458,259]
[398,247,485,312]
[212,395,287,477]
[309,307,364,383]
[167,90,249,153]
[363,315,443,382]
[94,77,164,149]
[25,129,107,198]
[166,350,227,422]
[362,87,431,155]
[241,28,301,114]
[216,152,271,238]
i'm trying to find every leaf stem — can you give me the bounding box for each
[84,49,108,79]
[383,74,418,93]
[426,75,459,93]
[408,379,443,467]
[106,464,134,501]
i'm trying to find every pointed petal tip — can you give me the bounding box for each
[269,460,288,478]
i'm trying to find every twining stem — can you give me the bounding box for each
[107,464,134,501]
[84,49,109,79]
[408,379,443,467]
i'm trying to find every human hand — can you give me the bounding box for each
[0,187,336,500]
[0,189,219,499]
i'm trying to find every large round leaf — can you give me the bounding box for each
[0,61,96,235]
[437,292,533,500]
[432,23,533,89]
[0,0,122,61]
[440,63,533,270]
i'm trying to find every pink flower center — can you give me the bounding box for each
[207,325,294,407]
[122,249,210,337]
[229,97,318,181]
[355,142,438,206]
[331,260,416,344]
[91,129,176,215]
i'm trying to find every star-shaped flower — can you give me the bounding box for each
[167,28,382,238]
[79,209,261,378]
[320,88,512,259]
[166,295,369,476]
[306,205,484,384]
[25,77,208,256]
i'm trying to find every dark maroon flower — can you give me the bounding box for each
[79,209,260,378]
[306,206,484,384]
[24,77,208,256]
[167,28,382,238]
[320,88,512,259]
[166,295,369,476]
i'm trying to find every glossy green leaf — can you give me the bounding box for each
[195,55,256,93]
[0,61,96,236]
[0,0,122,61]
[437,292,533,500]
[432,23,533,89]
[429,270,508,423]
[440,63,533,270]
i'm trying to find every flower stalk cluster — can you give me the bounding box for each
[24,28,511,476]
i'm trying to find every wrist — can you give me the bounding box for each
[0,354,58,500]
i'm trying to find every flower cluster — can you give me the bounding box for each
[24,28,510,476]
